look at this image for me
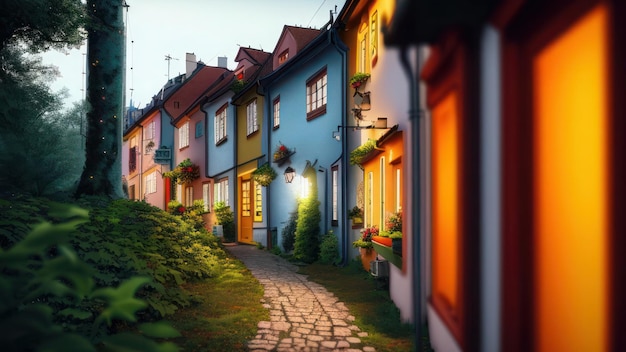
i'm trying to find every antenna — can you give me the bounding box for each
[307,0,326,27]
[164,54,179,80]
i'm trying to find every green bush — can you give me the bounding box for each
[318,230,340,265]
[0,201,180,352]
[214,201,235,242]
[293,192,321,264]
[281,209,298,252]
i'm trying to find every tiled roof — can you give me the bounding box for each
[285,26,322,51]
[235,47,271,65]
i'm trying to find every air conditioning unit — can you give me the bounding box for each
[212,225,223,237]
[370,259,389,278]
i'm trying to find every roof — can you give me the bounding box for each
[284,26,322,51]
[234,47,271,66]
[163,65,231,123]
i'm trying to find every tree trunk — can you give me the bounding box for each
[75,0,125,198]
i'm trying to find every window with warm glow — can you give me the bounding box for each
[358,22,368,73]
[202,183,210,212]
[145,172,157,194]
[432,90,460,324]
[185,186,193,207]
[306,67,327,120]
[532,5,608,351]
[278,49,289,65]
[370,11,378,64]
[254,182,262,222]
[214,178,229,206]
[242,181,251,217]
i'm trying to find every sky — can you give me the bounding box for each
[41,0,346,110]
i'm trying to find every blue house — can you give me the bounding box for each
[260,19,348,259]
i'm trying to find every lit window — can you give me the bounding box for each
[371,11,378,63]
[185,186,193,207]
[202,183,210,212]
[246,99,258,135]
[306,67,327,120]
[254,181,262,221]
[358,22,368,73]
[214,178,229,206]
[278,49,289,65]
[273,96,280,128]
[178,122,189,149]
[215,104,227,144]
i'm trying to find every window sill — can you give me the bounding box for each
[372,239,402,269]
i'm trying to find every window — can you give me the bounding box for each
[129,146,137,173]
[379,157,386,227]
[144,120,155,140]
[246,99,258,135]
[202,183,210,212]
[185,186,194,207]
[367,171,373,226]
[306,67,327,120]
[179,121,189,149]
[129,184,135,200]
[332,166,338,225]
[273,96,280,128]
[176,184,182,203]
[215,104,227,144]
[371,11,378,65]
[214,178,229,206]
[278,49,289,65]
[195,121,204,138]
[358,22,368,73]
[242,180,251,217]
[145,172,157,194]
[254,181,262,221]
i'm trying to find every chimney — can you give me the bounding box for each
[217,56,228,68]
[186,52,197,77]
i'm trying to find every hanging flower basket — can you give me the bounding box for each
[163,158,200,184]
[350,72,370,89]
[252,163,277,187]
[272,142,294,166]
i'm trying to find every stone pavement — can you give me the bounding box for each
[226,244,376,352]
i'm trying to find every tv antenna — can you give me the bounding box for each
[164,54,179,80]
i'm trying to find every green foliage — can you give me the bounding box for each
[0,0,86,53]
[318,230,340,265]
[251,163,277,187]
[281,209,298,252]
[214,201,235,242]
[0,203,180,352]
[349,72,371,86]
[350,139,377,165]
[231,79,247,93]
[162,159,200,185]
[293,190,321,264]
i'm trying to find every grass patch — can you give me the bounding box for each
[298,259,420,352]
[169,257,269,351]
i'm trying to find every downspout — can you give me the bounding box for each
[399,46,422,346]
[265,85,273,249]
[329,27,349,266]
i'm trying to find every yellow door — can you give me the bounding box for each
[239,178,253,243]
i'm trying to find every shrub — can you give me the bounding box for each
[318,230,340,265]
[293,192,321,264]
[281,209,298,252]
[214,201,235,242]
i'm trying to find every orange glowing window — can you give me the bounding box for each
[432,90,460,318]
[532,5,608,351]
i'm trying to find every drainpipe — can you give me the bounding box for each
[329,27,349,266]
[399,46,422,347]
[265,86,273,249]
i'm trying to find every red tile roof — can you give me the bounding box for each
[284,26,322,51]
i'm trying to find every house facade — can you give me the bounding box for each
[337,0,414,323]
[230,47,272,245]
[165,55,230,225]
[385,0,626,351]
[260,23,347,254]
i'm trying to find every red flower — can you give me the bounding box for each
[178,206,186,213]
[279,145,286,152]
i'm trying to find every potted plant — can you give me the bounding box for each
[349,139,377,165]
[353,226,378,271]
[272,142,294,166]
[348,206,363,224]
[252,163,277,187]
[163,158,200,184]
[386,211,403,256]
[350,72,371,89]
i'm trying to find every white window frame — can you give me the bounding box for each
[273,96,280,128]
[246,99,258,135]
[215,104,227,143]
[145,171,157,194]
[214,178,229,206]
[185,186,193,207]
[202,183,210,212]
[178,121,189,149]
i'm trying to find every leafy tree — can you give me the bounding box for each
[0,0,86,53]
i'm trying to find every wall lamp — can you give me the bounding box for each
[331,117,389,141]
[284,166,296,183]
